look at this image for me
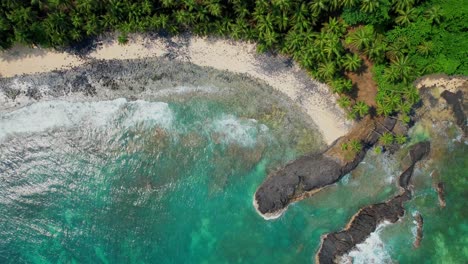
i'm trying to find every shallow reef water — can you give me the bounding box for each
[0,90,466,263]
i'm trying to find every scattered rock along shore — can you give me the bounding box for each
[254,116,398,218]
[315,141,430,264]
[413,212,424,249]
[441,90,467,135]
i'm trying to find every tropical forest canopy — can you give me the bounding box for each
[0,0,467,125]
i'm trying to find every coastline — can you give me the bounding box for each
[0,34,351,145]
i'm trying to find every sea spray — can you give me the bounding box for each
[340,222,394,264]
[0,99,174,141]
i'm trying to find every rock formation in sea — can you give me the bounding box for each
[413,212,424,248]
[440,90,466,134]
[315,141,430,264]
[254,117,398,218]
[436,182,446,208]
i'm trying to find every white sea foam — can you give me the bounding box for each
[0,98,174,141]
[340,222,394,264]
[210,115,267,147]
[153,85,216,96]
[122,100,173,129]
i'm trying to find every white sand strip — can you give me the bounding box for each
[0,35,351,145]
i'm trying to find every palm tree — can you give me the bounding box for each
[380,132,394,145]
[309,0,328,16]
[342,0,358,8]
[392,0,414,11]
[376,101,393,116]
[425,6,443,25]
[395,8,418,26]
[397,101,412,114]
[346,26,374,51]
[76,0,95,13]
[283,30,304,53]
[328,0,341,11]
[322,17,340,34]
[349,139,362,152]
[317,61,336,80]
[374,146,383,154]
[361,0,379,13]
[342,53,361,72]
[330,78,352,94]
[272,0,290,10]
[207,1,222,17]
[417,41,433,57]
[341,142,349,151]
[342,79,353,92]
[331,79,345,93]
[400,113,411,124]
[338,96,352,108]
[323,36,343,59]
[364,35,386,63]
[353,101,370,117]
[395,134,407,144]
[386,38,409,61]
[385,56,412,83]
[403,86,420,104]
[383,93,401,110]
[275,10,289,31]
[292,3,312,32]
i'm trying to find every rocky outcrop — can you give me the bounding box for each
[254,117,397,217]
[413,213,424,248]
[315,141,430,264]
[441,90,466,134]
[436,182,446,208]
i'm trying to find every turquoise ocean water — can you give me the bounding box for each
[0,94,466,263]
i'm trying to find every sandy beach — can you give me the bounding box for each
[0,34,351,145]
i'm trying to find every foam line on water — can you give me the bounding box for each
[0,99,174,141]
[209,114,268,147]
[340,221,393,264]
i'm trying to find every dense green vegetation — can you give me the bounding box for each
[1,0,466,145]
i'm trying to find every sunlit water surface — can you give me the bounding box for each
[0,95,465,263]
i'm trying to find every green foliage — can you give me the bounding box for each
[341,0,392,26]
[346,25,374,51]
[349,139,362,153]
[0,0,465,138]
[374,146,383,154]
[331,78,353,94]
[352,101,370,119]
[395,134,407,144]
[118,33,128,45]
[380,132,394,145]
[341,142,349,151]
[337,96,352,109]
[342,53,362,72]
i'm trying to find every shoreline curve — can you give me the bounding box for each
[0,34,351,145]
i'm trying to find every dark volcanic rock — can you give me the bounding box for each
[254,117,397,215]
[436,182,446,208]
[413,213,424,248]
[254,154,341,214]
[410,141,431,163]
[398,164,415,190]
[316,192,411,264]
[441,90,466,134]
[315,141,430,264]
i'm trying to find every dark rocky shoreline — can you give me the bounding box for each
[315,141,430,264]
[254,117,397,216]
